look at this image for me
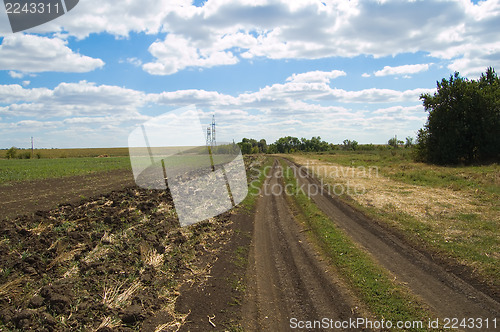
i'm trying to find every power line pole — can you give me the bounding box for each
[211,115,216,147]
[206,115,216,147]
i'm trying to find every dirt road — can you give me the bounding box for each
[242,158,499,331]
[282,158,500,329]
[242,160,366,331]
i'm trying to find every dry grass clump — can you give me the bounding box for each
[153,312,189,332]
[141,245,164,268]
[102,279,142,309]
[0,277,25,301]
[82,245,109,264]
[47,243,86,269]
[93,316,121,331]
[28,222,53,235]
[100,231,115,244]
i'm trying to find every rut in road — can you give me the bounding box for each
[242,160,367,331]
[284,158,500,328]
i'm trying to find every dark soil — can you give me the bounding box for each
[0,185,236,331]
[0,156,264,331]
[0,169,135,220]
[175,212,254,331]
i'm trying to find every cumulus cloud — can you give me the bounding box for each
[286,70,346,83]
[143,34,238,75]
[4,0,490,76]
[0,84,52,104]
[1,0,495,76]
[0,35,104,73]
[0,78,434,146]
[0,81,147,118]
[374,64,431,77]
[146,0,499,75]
[8,71,24,78]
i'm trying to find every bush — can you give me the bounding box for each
[358,144,376,151]
[5,147,17,159]
[17,151,31,159]
[342,139,358,151]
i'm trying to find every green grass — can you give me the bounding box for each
[279,159,440,331]
[349,200,500,287]
[0,147,130,159]
[239,157,273,211]
[0,157,131,184]
[308,149,499,195]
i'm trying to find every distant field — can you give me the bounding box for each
[0,147,129,159]
[0,157,131,184]
[310,149,499,195]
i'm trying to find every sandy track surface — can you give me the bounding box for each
[284,158,500,330]
[242,160,366,331]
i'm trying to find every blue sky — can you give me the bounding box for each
[0,0,499,148]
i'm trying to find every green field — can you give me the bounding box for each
[0,157,131,185]
[310,149,499,194]
[0,147,130,159]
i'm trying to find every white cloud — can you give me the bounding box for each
[143,34,239,75]
[0,84,52,104]
[125,57,143,67]
[0,35,104,74]
[146,0,499,75]
[0,0,495,76]
[0,81,147,118]
[286,70,346,83]
[8,71,24,79]
[0,77,435,146]
[374,64,431,77]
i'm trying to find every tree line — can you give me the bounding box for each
[237,136,413,154]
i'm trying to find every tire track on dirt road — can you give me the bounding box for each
[284,158,500,330]
[242,160,367,331]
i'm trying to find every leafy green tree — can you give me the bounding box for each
[258,139,268,153]
[238,141,252,155]
[342,139,358,151]
[388,137,398,148]
[388,137,404,148]
[6,147,17,159]
[405,137,414,148]
[416,67,500,164]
